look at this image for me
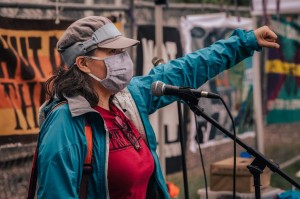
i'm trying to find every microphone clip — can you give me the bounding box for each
[177,87,200,105]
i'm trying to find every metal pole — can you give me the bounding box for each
[0,1,252,13]
[0,1,129,11]
[155,2,166,178]
[252,17,265,154]
[84,0,95,16]
[177,101,189,199]
[135,1,250,12]
[128,0,135,62]
[155,4,163,57]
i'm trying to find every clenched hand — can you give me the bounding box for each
[254,26,280,49]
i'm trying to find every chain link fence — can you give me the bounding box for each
[0,143,36,199]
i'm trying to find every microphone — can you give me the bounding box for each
[151,81,220,99]
[152,57,165,66]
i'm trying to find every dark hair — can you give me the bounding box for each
[45,50,99,107]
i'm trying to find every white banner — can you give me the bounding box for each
[180,13,255,152]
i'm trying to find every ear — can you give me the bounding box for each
[75,56,91,73]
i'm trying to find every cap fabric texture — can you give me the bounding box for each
[57,16,139,67]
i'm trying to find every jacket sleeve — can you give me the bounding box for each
[37,105,87,199]
[129,29,261,114]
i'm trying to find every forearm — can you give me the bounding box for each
[172,29,260,88]
[136,29,261,113]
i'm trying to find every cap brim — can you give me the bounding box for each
[98,36,140,49]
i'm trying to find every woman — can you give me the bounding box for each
[36,16,279,199]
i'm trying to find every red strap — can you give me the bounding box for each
[78,122,93,199]
[84,124,93,165]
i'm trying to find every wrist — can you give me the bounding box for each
[248,30,262,52]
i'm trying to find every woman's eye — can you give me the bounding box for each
[109,49,124,55]
[108,49,116,55]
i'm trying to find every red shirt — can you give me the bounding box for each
[94,104,154,199]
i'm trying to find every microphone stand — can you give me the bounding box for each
[177,100,189,199]
[178,92,300,199]
[151,62,190,197]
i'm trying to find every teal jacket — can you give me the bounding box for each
[37,29,261,199]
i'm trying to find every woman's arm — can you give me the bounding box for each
[130,27,278,114]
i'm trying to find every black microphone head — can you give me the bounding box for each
[152,57,165,66]
[151,81,165,96]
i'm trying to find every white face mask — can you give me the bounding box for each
[86,51,134,94]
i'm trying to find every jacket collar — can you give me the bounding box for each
[64,95,97,117]
[64,88,129,117]
[40,87,131,120]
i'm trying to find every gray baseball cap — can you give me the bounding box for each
[57,16,139,67]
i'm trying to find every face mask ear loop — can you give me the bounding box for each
[85,56,109,80]
[88,73,104,82]
[84,56,105,61]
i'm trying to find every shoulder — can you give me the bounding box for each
[38,103,86,162]
[40,102,84,133]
